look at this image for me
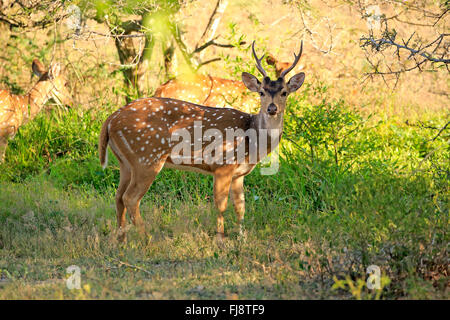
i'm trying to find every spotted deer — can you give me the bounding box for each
[99,41,305,242]
[153,52,296,114]
[0,59,72,161]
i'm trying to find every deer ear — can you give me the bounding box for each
[287,72,305,93]
[242,72,260,92]
[32,59,46,77]
[48,63,61,79]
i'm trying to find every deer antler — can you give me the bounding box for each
[252,41,267,78]
[280,41,303,78]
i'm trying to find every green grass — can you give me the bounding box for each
[0,88,448,299]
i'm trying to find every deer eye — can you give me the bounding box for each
[281,91,287,97]
[259,91,265,97]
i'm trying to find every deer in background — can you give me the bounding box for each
[99,41,305,242]
[154,74,257,113]
[153,51,299,114]
[0,59,72,161]
[266,53,301,78]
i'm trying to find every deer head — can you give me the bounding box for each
[0,59,72,162]
[31,59,72,109]
[241,41,305,128]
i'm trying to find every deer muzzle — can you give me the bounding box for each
[267,103,278,115]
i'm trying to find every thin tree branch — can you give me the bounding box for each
[361,35,450,64]
[196,0,229,58]
[193,38,246,54]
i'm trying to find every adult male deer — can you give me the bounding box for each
[153,52,295,113]
[0,59,72,161]
[99,41,305,242]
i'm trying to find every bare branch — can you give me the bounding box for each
[361,35,450,64]
[193,38,246,54]
[196,57,221,69]
[296,6,338,55]
[196,0,229,54]
[358,1,449,87]
[431,121,450,142]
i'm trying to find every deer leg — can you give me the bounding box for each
[213,168,234,241]
[122,172,154,236]
[231,176,245,235]
[115,161,131,242]
[0,137,8,162]
[122,161,165,236]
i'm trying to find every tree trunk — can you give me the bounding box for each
[112,18,154,97]
[196,0,229,60]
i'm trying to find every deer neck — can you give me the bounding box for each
[253,110,284,131]
[25,82,52,120]
[251,111,284,157]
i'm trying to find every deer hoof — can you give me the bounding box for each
[216,232,226,243]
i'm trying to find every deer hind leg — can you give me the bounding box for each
[213,167,234,241]
[108,140,132,242]
[116,161,131,242]
[122,159,166,237]
[231,175,245,235]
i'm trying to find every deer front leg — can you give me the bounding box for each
[231,175,245,236]
[213,168,234,241]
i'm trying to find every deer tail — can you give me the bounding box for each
[99,118,110,169]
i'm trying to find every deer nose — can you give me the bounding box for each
[267,103,277,115]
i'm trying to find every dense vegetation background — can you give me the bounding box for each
[0,0,448,299]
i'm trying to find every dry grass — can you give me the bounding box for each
[0,179,336,299]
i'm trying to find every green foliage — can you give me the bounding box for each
[221,23,277,79]
[1,107,110,182]
[332,274,391,300]
[284,84,371,166]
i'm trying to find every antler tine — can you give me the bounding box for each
[280,40,303,78]
[252,41,267,77]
